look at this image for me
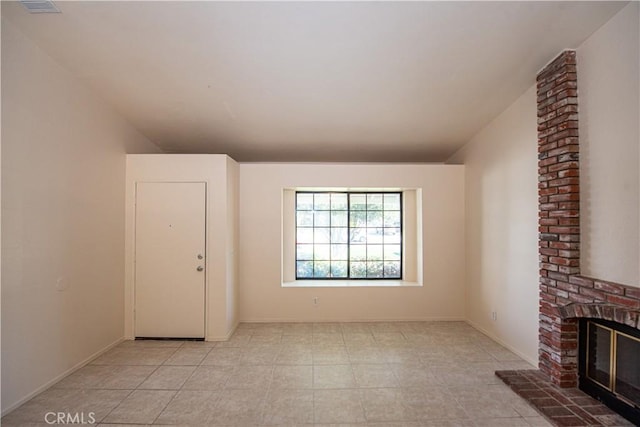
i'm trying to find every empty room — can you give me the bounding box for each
[1,1,639,426]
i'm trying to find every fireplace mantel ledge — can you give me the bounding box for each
[559,303,640,330]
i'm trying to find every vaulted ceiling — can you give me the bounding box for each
[2,1,628,161]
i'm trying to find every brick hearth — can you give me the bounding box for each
[497,370,634,427]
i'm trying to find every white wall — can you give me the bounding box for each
[448,87,539,365]
[1,19,160,414]
[238,163,465,322]
[577,2,639,287]
[125,155,239,341]
[226,158,240,334]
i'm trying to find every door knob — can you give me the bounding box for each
[197,266,204,272]
[197,254,203,260]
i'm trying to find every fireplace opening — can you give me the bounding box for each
[579,318,640,425]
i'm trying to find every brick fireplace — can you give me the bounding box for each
[536,50,640,388]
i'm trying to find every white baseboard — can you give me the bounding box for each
[239,316,466,323]
[465,319,539,367]
[1,337,125,417]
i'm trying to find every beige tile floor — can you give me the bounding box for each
[2,321,554,426]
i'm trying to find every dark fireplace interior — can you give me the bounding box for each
[579,318,640,425]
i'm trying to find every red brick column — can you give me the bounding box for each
[537,50,580,387]
[537,51,640,388]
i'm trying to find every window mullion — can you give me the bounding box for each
[347,193,351,279]
[328,194,332,278]
[312,193,315,279]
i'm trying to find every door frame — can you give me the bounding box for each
[128,180,209,340]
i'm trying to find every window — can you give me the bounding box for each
[295,192,402,279]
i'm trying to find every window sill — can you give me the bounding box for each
[282,280,422,288]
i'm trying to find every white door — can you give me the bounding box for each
[134,182,206,338]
